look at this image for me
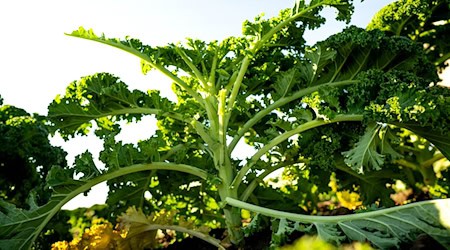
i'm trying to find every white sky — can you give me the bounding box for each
[0,0,397,209]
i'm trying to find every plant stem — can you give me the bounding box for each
[50,107,189,124]
[395,159,418,170]
[215,89,243,244]
[208,45,219,94]
[240,161,295,201]
[33,162,209,248]
[225,197,449,223]
[253,2,324,52]
[192,120,217,149]
[232,114,364,190]
[228,80,358,152]
[174,46,208,89]
[204,95,219,136]
[160,144,186,161]
[139,224,225,250]
[421,153,445,168]
[223,206,243,245]
[67,30,205,107]
[226,57,251,117]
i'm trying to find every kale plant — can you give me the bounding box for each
[1,0,450,249]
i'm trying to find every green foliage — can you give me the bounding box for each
[116,207,222,249]
[0,100,67,207]
[1,0,450,249]
[0,98,70,249]
[229,197,450,249]
[342,123,401,174]
[367,0,450,70]
[0,161,208,249]
[48,73,176,139]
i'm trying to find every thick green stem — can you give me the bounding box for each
[223,206,244,245]
[214,87,244,244]
[218,89,228,170]
[208,45,219,94]
[204,95,219,136]
[226,57,251,115]
[192,120,217,149]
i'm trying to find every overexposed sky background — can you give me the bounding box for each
[0,0,397,209]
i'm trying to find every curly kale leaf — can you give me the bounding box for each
[0,104,67,208]
[97,129,216,219]
[342,123,384,173]
[368,0,450,71]
[362,71,450,159]
[244,0,353,45]
[264,25,438,123]
[292,0,354,27]
[315,26,437,85]
[48,73,176,139]
[255,25,449,207]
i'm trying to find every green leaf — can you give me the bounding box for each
[48,73,176,138]
[342,123,385,173]
[0,195,64,250]
[315,26,434,85]
[272,66,301,100]
[365,80,450,160]
[342,124,406,176]
[227,197,450,249]
[314,222,346,244]
[243,213,267,237]
[271,218,312,247]
[272,46,337,101]
[292,0,354,28]
[67,27,207,103]
[379,127,403,160]
[73,151,101,180]
[304,46,337,86]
